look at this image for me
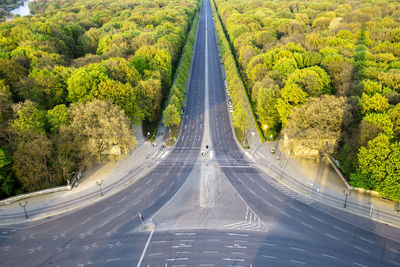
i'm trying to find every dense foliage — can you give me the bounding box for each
[212,0,400,199]
[0,0,199,198]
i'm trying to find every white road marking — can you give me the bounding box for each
[389,260,400,266]
[145,178,152,185]
[281,211,292,218]
[290,205,301,212]
[353,245,370,254]
[322,253,337,259]
[262,255,276,259]
[166,258,188,261]
[390,248,400,254]
[176,251,190,254]
[146,189,154,195]
[248,176,255,182]
[263,200,272,207]
[222,258,245,262]
[359,237,375,244]
[96,220,110,229]
[290,247,305,252]
[134,199,142,205]
[353,262,368,267]
[325,233,339,240]
[260,186,268,192]
[148,253,162,256]
[301,222,314,229]
[161,151,169,159]
[157,179,163,185]
[81,218,92,225]
[175,233,196,236]
[136,229,154,267]
[117,196,127,203]
[334,226,347,233]
[132,188,140,194]
[311,216,323,222]
[273,195,282,202]
[203,251,218,253]
[107,258,121,262]
[231,252,245,255]
[262,242,275,246]
[227,233,248,237]
[200,264,215,266]
[234,240,248,243]
[206,239,220,242]
[248,188,256,195]
[290,260,305,264]
[153,240,167,244]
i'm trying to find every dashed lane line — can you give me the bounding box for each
[353,262,368,267]
[301,222,314,229]
[262,255,276,259]
[81,218,92,225]
[325,233,339,241]
[290,247,305,252]
[322,253,337,259]
[359,236,375,244]
[334,226,347,233]
[389,260,400,266]
[290,260,305,265]
[311,216,323,222]
[353,245,370,254]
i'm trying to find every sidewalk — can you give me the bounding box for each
[246,132,400,228]
[0,125,169,225]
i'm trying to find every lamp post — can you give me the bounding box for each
[96,180,103,197]
[343,189,351,208]
[19,201,28,219]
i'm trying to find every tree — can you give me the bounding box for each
[137,78,163,122]
[67,99,136,163]
[233,100,251,135]
[163,103,181,127]
[67,63,109,103]
[389,104,400,139]
[284,95,353,155]
[256,84,280,130]
[0,147,15,198]
[13,133,54,192]
[361,93,389,114]
[286,67,331,96]
[11,100,46,138]
[350,134,391,189]
[46,104,69,133]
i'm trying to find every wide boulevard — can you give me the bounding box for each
[1,1,400,266]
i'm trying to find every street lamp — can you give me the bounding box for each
[343,189,351,208]
[96,180,103,197]
[19,201,28,219]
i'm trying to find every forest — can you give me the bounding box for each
[212,0,400,200]
[0,0,199,198]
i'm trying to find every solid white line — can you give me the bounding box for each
[136,229,154,267]
[353,245,370,254]
[353,262,368,267]
[322,253,337,259]
[359,237,375,244]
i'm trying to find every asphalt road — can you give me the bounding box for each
[1,0,400,266]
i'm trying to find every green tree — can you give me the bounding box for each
[67,99,136,163]
[361,93,389,114]
[163,103,181,127]
[12,100,46,138]
[46,104,69,133]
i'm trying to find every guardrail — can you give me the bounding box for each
[0,165,85,206]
